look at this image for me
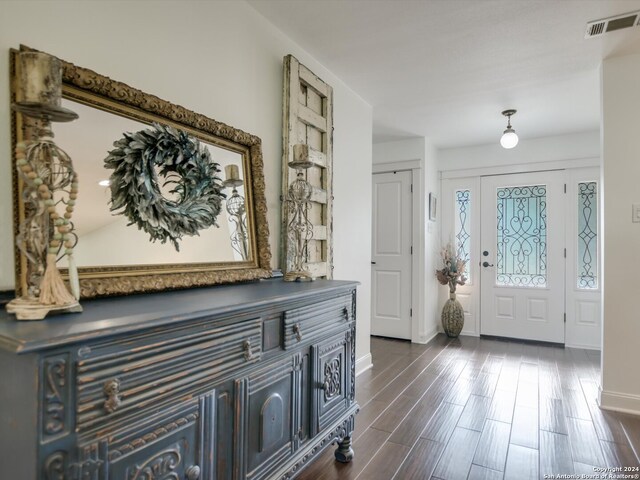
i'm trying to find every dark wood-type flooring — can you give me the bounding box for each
[297,334,640,480]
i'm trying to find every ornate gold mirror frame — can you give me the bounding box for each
[11,46,272,298]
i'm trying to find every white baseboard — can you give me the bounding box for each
[460,329,479,337]
[413,328,439,344]
[355,353,373,376]
[598,387,640,416]
[565,342,601,351]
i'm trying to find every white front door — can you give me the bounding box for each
[371,171,412,339]
[480,172,565,343]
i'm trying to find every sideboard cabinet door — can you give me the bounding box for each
[104,394,213,480]
[236,356,299,480]
[312,329,354,435]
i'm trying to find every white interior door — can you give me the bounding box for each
[480,172,565,343]
[371,171,412,339]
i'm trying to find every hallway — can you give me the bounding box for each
[298,335,640,479]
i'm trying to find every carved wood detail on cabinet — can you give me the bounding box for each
[0,279,359,480]
[42,354,71,441]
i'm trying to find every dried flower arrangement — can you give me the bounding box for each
[436,243,468,293]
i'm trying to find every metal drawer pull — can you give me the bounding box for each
[186,465,201,480]
[293,323,302,342]
[243,340,253,361]
[103,378,122,414]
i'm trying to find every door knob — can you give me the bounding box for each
[371,261,376,264]
[186,465,201,480]
[482,261,494,268]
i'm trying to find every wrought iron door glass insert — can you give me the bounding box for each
[455,189,471,283]
[577,181,597,289]
[496,185,547,287]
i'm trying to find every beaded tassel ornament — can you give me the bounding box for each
[15,122,80,305]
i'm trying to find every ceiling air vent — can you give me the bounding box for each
[585,10,640,38]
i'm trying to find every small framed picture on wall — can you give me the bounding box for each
[429,193,437,221]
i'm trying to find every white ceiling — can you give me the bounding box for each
[248,0,640,148]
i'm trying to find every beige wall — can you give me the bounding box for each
[600,53,640,414]
[0,1,372,364]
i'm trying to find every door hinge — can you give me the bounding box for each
[410,308,413,317]
[564,313,567,323]
[564,248,566,258]
[564,183,567,193]
[410,246,413,255]
[410,184,413,193]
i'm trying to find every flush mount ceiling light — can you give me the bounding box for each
[500,109,519,149]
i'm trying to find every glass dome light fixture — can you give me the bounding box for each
[500,109,519,149]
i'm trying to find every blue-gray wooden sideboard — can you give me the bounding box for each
[0,278,359,479]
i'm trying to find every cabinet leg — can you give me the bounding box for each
[334,435,354,463]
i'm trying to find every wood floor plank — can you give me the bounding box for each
[438,357,469,383]
[600,439,639,468]
[373,350,441,404]
[504,444,538,480]
[432,427,481,480]
[540,397,568,435]
[355,385,374,406]
[387,384,444,447]
[458,394,492,432]
[540,430,573,477]
[442,375,474,406]
[574,462,599,475]
[510,405,539,449]
[402,371,439,399]
[562,387,592,421]
[353,399,388,440]
[355,441,410,480]
[471,372,499,398]
[515,377,538,410]
[495,365,519,393]
[521,345,539,365]
[481,356,504,375]
[557,366,582,390]
[371,394,416,433]
[472,419,511,472]
[567,417,606,467]
[620,414,640,462]
[538,366,563,400]
[581,380,630,444]
[420,402,464,444]
[392,438,444,480]
[487,388,516,424]
[468,464,504,480]
[366,355,424,394]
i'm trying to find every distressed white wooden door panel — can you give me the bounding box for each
[371,171,412,339]
[282,55,333,278]
[480,172,565,343]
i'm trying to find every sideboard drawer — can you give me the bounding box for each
[283,294,352,349]
[75,316,262,431]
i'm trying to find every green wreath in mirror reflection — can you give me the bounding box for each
[104,123,225,251]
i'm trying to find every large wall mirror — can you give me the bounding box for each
[11,46,272,298]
